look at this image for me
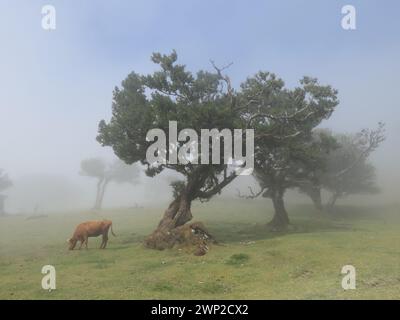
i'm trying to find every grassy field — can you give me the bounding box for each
[0,198,399,299]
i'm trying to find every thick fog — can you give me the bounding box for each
[1,1,399,213]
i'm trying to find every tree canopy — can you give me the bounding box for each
[320,124,385,210]
[238,74,339,229]
[98,51,340,252]
[295,124,385,211]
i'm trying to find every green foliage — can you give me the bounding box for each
[97,51,339,204]
[97,51,245,201]
[246,73,339,200]
[322,128,384,198]
[296,124,384,209]
[97,51,238,176]
[80,158,107,179]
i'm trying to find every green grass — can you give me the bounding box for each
[226,253,250,266]
[0,198,400,299]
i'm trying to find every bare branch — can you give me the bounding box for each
[254,130,302,141]
[335,123,385,178]
[236,186,265,199]
[197,172,237,199]
[210,60,234,98]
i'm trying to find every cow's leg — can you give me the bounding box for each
[102,234,109,249]
[84,236,89,249]
[100,235,105,249]
[79,237,85,250]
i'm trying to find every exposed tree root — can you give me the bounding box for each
[144,221,217,256]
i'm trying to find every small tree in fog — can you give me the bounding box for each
[298,124,385,211]
[80,158,106,209]
[80,158,140,210]
[252,129,338,229]
[0,169,13,216]
[322,124,385,211]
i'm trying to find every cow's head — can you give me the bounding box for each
[67,238,76,250]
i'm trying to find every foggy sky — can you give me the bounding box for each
[1,1,399,212]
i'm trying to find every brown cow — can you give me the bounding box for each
[67,220,116,250]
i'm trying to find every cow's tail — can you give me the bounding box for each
[110,222,116,237]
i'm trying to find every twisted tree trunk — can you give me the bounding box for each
[144,180,215,255]
[156,192,193,232]
[306,186,323,211]
[93,178,109,210]
[326,191,339,212]
[144,169,235,255]
[93,178,103,210]
[267,189,289,231]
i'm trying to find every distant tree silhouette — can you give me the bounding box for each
[0,170,12,216]
[80,158,140,210]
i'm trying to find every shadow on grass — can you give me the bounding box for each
[207,204,371,244]
[209,221,356,244]
[106,203,393,247]
[324,204,400,220]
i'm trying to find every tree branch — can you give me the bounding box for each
[197,172,237,199]
[335,123,385,178]
[236,186,265,199]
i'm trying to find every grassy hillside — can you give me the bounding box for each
[0,198,399,299]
